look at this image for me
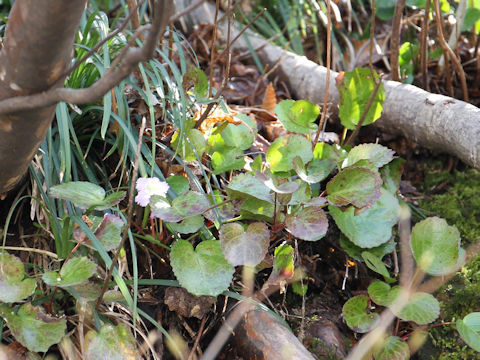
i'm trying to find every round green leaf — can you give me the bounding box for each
[329,188,400,248]
[464,312,480,332]
[342,295,379,333]
[43,256,97,288]
[227,173,273,203]
[168,215,204,234]
[219,222,269,266]
[411,217,461,276]
[211,147,245,174]
[340,234,395,261]
[266,134,313,173]
[275,99,319,134]
[285,206,328,241]
[457,316,480,352]
[337,68,385,130]
[368,281,401,307]
[374,336,410,360]
[170,240,234,296]
[395,292,440,325]
[220,114,257,150]
[0,253,36,303]
[85,323,136,360]
[171,128,206,162]
[327,166,382,208]
[166,175,190,195]
[0,303,66,352]
[343,143,395,168]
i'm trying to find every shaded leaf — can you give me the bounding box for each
[43,256,96,288]
[273,244,294,278]
[374,336,410,360]
[0,303,66,352]
[168,215,204,234]
[220,222,269,266]
[220,114,257,150]
[166,175,190,195]
[0,253,36,303]
[170,240,234,296]
[395,292,440,325]
[368,281,401,307]
[342,295,379,333]
[340,234,395,261]
[85,323,136,360]
[381,158,405,194]
[285,206,328,241]
[362,251,393,281]
[457,313,480,352]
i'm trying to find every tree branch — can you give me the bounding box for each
[0,0,173,115]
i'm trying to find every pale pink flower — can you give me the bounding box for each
[135,177,169,207]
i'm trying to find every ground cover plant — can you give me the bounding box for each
[1,0,480,359]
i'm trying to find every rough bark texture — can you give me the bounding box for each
[175,0,480,169]
[0,0,87,193]
[233,309,316,360]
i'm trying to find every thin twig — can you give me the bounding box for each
[420,1,431,90]
[313,0,332,147]
[95,116,147,309]
[433,0,469,101]
[187,316,207,360]
[208,0,220,99]
[126,0,141,30]
[0,245,58,259]
[390,0,405,81]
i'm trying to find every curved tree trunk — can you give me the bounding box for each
[0,0,87,193]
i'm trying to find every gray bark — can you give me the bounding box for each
[175,0,480,169]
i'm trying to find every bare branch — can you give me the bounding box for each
[0,0,173,115]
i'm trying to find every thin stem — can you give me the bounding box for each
[312,0,332,147]
[390,0,406,81]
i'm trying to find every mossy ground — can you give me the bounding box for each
[417,166,480,359]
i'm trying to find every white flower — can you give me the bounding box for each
[135,177,169,207]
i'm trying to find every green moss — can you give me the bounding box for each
[418,167,480,359]
[420,168,480,245]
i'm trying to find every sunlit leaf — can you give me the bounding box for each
[374,336,410,360]
[267,134,313,172]
[337,68,385,130]
[275,99,319,134]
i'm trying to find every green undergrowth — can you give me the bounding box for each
[419,166,480,359]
